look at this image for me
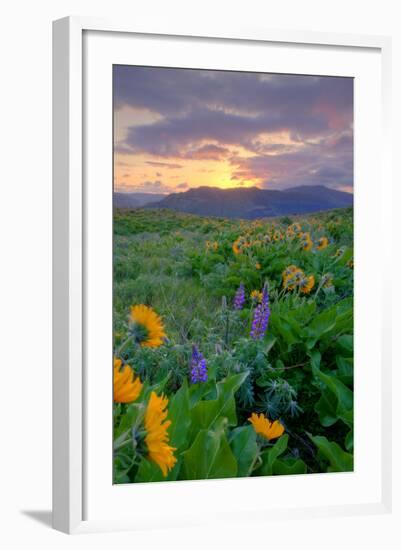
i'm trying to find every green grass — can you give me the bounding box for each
[113,207,354,483]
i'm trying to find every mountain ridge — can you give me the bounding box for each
[138,185,353,219]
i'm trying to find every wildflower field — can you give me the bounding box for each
[113,207,354,483]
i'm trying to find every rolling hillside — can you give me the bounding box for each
[142,185,353,219]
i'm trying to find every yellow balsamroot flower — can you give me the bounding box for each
[251,290,263,302]
[273,230,284,242]
[299,274,315,294]
[144,392,177,477]
[113,357,143,403]
[255,262,261,270]
[232,238,242,255]
[282,265,304,290]
[248,412,285,441]
[316,236,329,251]
[129,304,166,348]
[347,259,354,269]
[300,232,313,251]
[290,222,301,233]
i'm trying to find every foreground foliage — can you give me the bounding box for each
[113,207,354,483]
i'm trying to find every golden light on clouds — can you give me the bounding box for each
[113,66,353,195]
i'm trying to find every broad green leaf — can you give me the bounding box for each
[183,424,238,479]
[229,426,259,477]
[315,389,338,427]
[258,434,288,476]
[345,429,354,452]
[264,333,277,354]
[189,372,249,440]
[189,380,214,408]
[336,334,353,356]
[309,434,353,472]
[335,355,353,386]
[168,379,190,451]
[114,402,144,440]
[312,364,353,428]
[135,458,165,483]
[272,457,307,476]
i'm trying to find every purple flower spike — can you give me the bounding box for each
[250,285,270,340]
[190,345,208,384]
[233,283,245,310]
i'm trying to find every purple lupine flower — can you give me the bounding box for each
[250,285,270,340]
[190,345,208,384]
[233,283,245,310]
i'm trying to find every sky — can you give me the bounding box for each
[113,66,353,195]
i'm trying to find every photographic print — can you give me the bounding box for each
[113,66,354,483]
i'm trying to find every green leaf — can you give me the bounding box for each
[189,372,249,441]
[345,429,354,452]
[312,363,353,428]
[335,355,353,386]
[229,426,258,477]
[308,434,353,472]
[168,379,190,451]
[189,380,214,408]
[183,423,238,479]
[264,333,277,354]
[336,334,353,356]
[258,434,288,476]
[272,457,307,476]
[135,458,165,483]
[315,389,338,427]
[114,402,144,440]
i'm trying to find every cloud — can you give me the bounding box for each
[145,160,183,169]
[176,182,189,190]
[114,66,353,190]
[114,66,352,122]
[183,144,230,160]
[122,106,331,158]
[230,134,353,190]
[118,179,190,194]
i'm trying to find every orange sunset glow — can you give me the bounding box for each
[113,66,353,196]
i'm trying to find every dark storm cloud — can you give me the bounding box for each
[122,107,329,157]
[231,134,353,189]
[114,66,353,190]
[145,160,183,169]
[114,66,352,121]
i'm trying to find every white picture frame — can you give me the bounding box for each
[52,16,392,534]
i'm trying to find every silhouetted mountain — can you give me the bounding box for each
[114,192,165,209]
[144,185,353,219]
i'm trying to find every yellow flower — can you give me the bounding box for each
[129,304,166,347]
[251,290,263,302]
[212,241,218,251]
[113,357,143,403]
[248,412,285,441]
[290,222,301,233]
[299,274,315,294]
[255,262,261,270]
[232,238,242,255]
[347,259,354,269]
[282,265,304,290]
[145,392,177,476]
[316,236,329,250]
[300,232,313,251]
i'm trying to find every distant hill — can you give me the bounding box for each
[143,185,353,219]
[114,192,165,209]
